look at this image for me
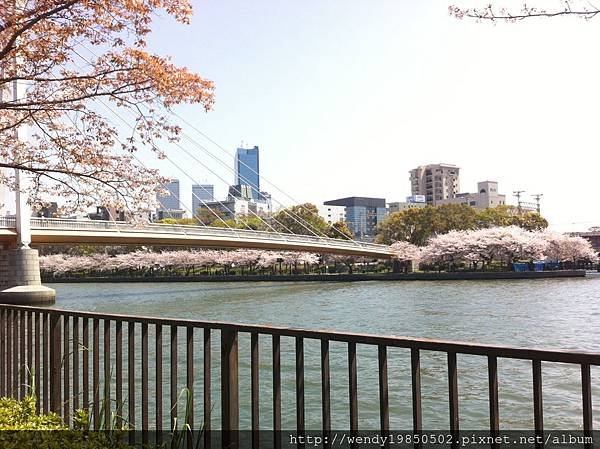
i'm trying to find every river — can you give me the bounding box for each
[47,275,600,430]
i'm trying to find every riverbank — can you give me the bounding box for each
[42,270,587,283]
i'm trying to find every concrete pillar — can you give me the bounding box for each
[0,247,55,304]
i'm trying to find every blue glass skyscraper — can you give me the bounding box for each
[235,146,260,200]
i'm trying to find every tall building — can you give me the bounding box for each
[192,184,214,214]
[156,179,184,220]
[410,164,460,205]
[437,181,506,209]
[323,197,387,241]
[235,146,260,200]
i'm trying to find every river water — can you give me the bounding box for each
[48,276,600,430]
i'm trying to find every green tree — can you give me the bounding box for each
[376,204,477,245]
[327,220,354,240]
[476,205,548,230]
[236,215,269,231]
[435,204,479,233]
[376,207,435,245]
[195,207,229,226]
[475,205,515,228]
[272,203,330,236]
[376,204,548,245]
[156,218,179,225]
[511,211,548,231]
[174,218,198,226]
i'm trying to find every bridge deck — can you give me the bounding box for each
[0,218,393,258]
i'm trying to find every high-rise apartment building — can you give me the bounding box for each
[192,184,214,213]
[235,146,260,200]
[410,164,460,205]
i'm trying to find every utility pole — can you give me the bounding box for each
[533,194,543,214]
[513,190,525,213]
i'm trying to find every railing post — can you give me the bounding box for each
[221,329,239,449]
[49,313,61,414]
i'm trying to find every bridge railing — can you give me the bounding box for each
[0,217,16,228]
[24,217,390,253]
[0,304,596,448]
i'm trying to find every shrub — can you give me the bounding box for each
[0,396,133,448]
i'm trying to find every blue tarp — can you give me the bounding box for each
[533,262,545,272]
[513,263,529,272]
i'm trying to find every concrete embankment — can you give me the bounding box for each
[42,270,587,283]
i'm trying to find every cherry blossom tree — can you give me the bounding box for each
[449,2,600,22]
[389,240,421,273]
[539,231,599,262]
[417,226,591,271]
[390,241,422,262]
[1,0,214,215]
[420,230,469,270]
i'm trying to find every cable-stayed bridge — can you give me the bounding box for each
[0,218,393,258]
[0,43,395,306]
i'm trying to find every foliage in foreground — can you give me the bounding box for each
[0,394,200,449]
[0,396,132,448]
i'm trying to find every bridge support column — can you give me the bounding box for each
[0,247,55,304]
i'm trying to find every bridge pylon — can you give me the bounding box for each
[0,77,55,304]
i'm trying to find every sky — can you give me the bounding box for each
[141,0,600,231]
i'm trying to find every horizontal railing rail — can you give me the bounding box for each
[0,217,392,255]
[0,304,595,449]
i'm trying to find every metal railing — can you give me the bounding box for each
[0,217,392,255]
[0,304,597,449]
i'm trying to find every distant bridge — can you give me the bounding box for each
[0,218,393,258]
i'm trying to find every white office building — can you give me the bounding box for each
[318,204,347,225]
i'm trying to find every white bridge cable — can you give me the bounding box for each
[65,45,325,240]
[69,42,360,244]
[67,43,362,245]
[66,50,328,242]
